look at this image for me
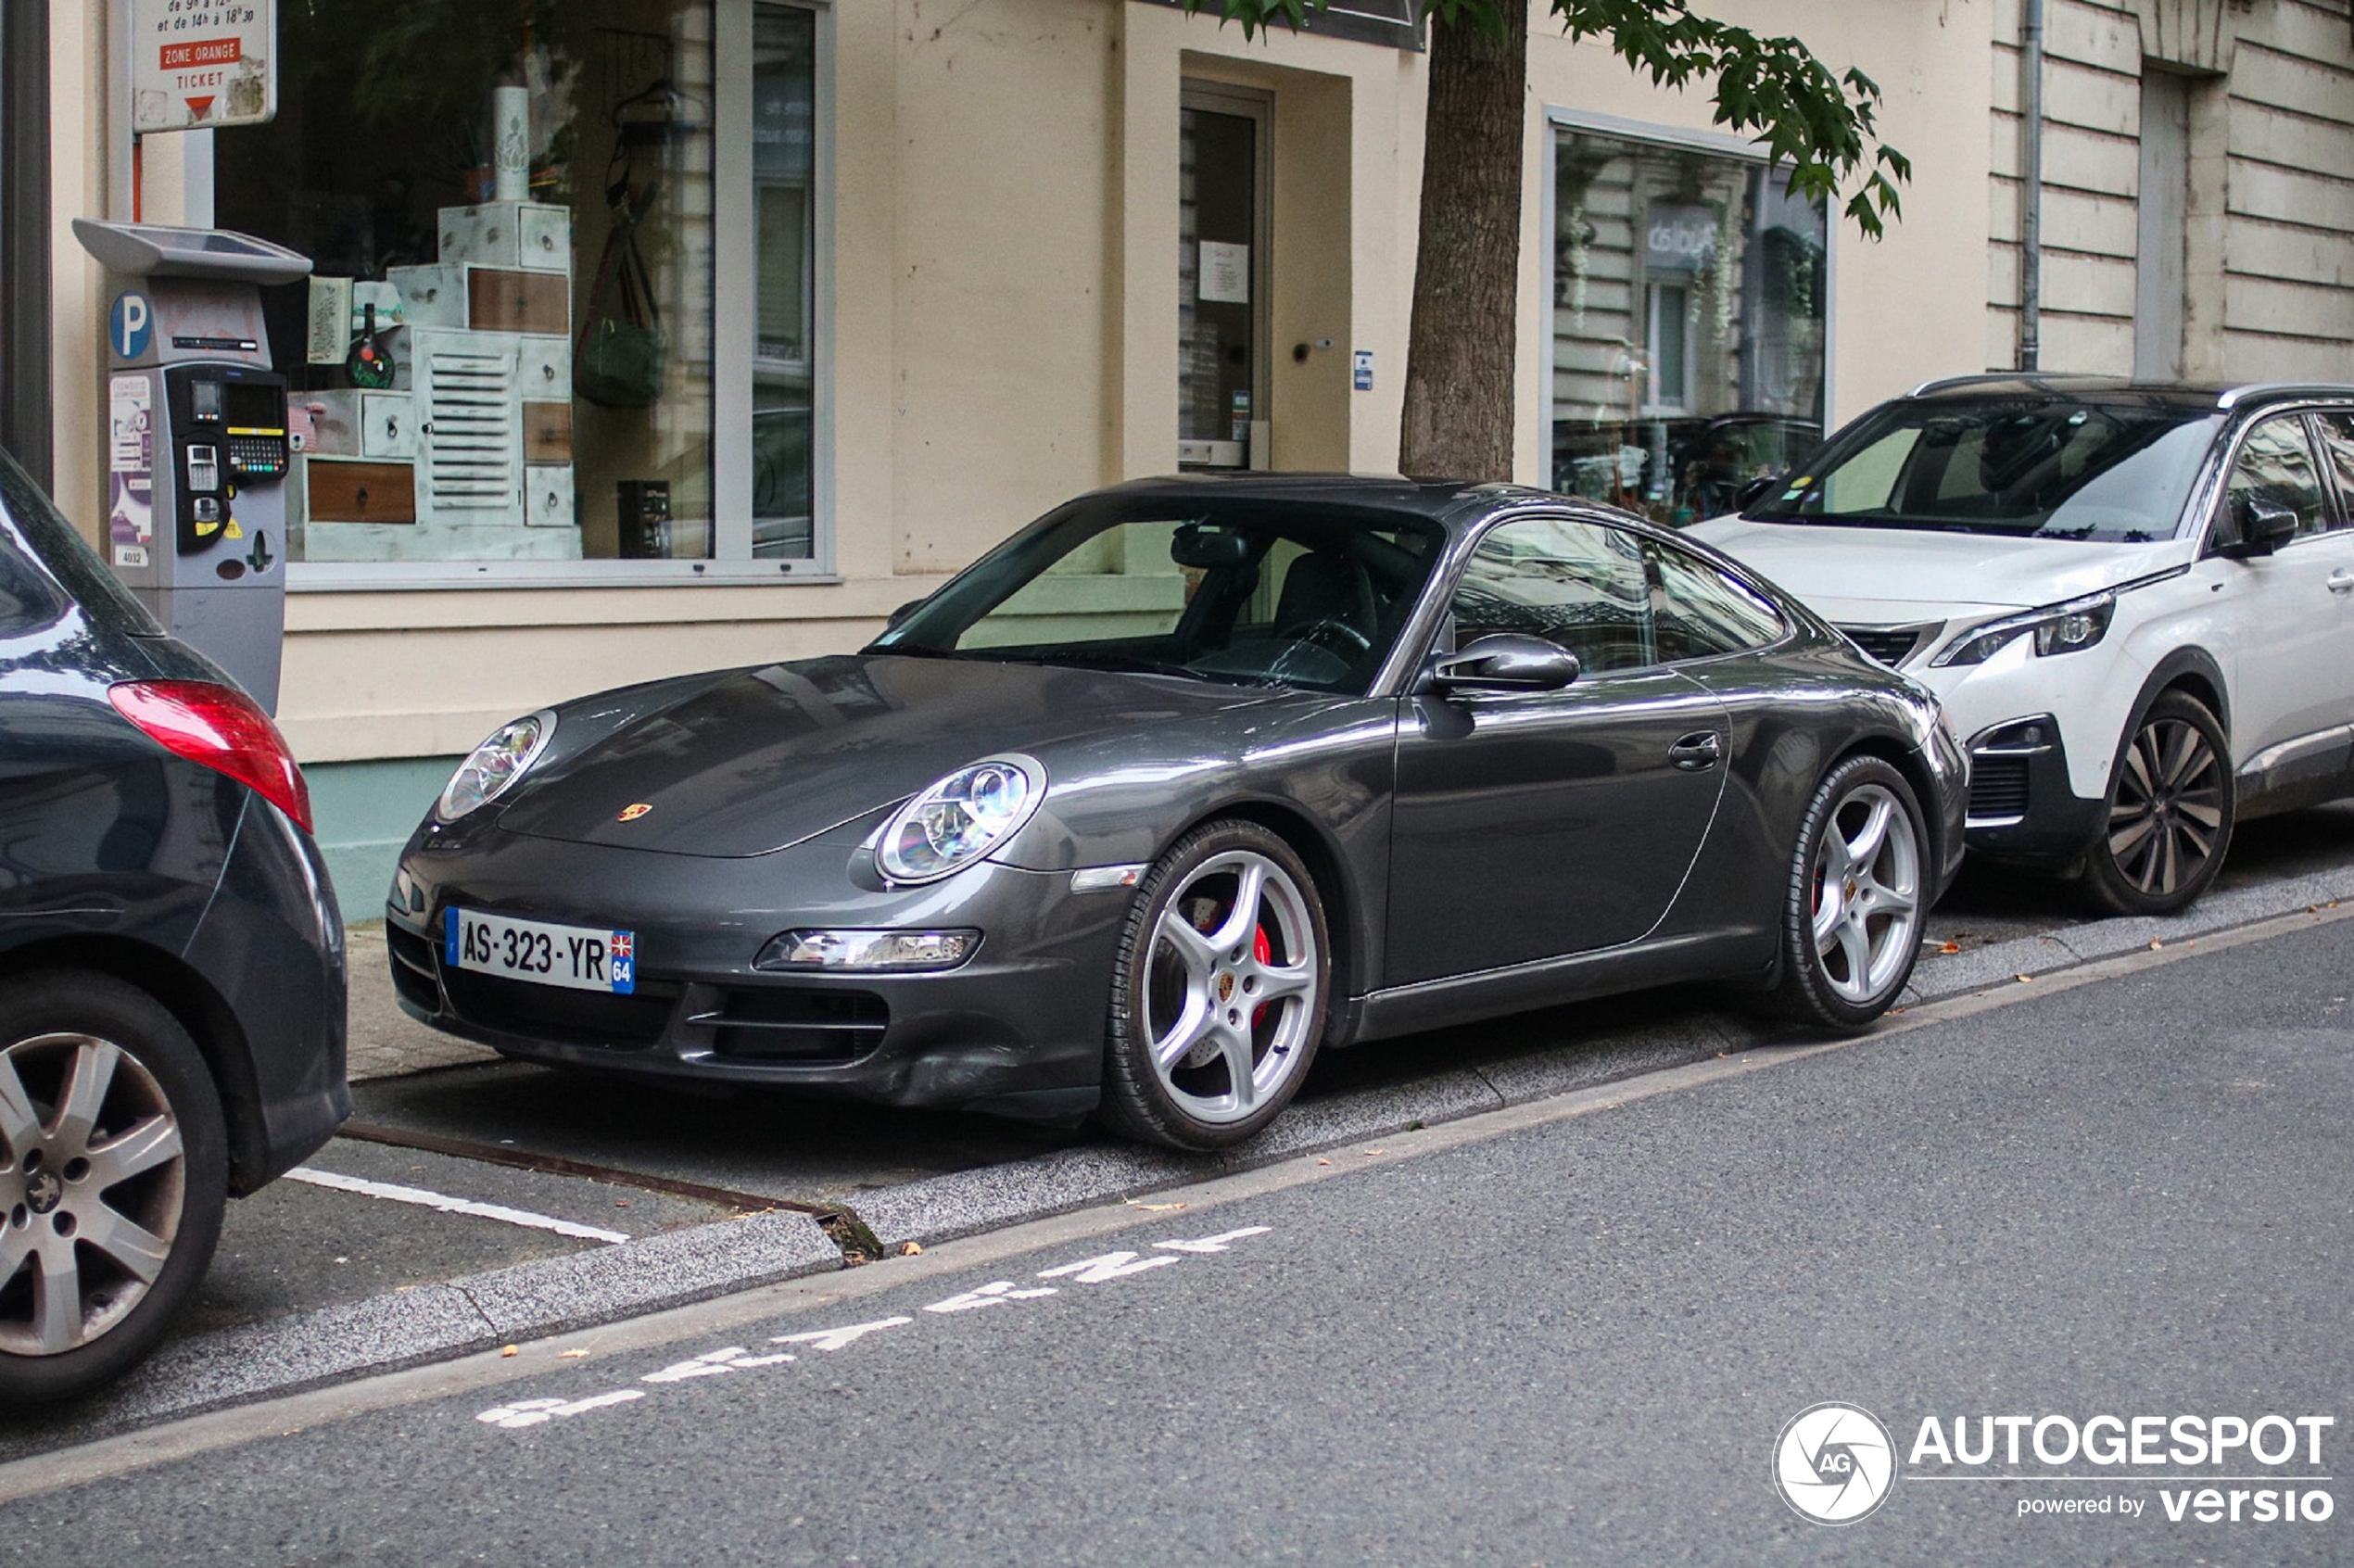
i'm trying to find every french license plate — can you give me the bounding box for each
[445,908,636,994]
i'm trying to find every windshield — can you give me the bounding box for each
[1746,398,2221,542]
[869,497,1448,694]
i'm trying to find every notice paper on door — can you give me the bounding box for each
[1199,241,1250,304]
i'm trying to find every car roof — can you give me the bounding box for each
[1087,473,1632,536]
[1904,373,2354,413]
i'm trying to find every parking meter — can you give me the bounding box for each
[73,219,311,712]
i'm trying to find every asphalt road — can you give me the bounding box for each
[6,894,2347,1564]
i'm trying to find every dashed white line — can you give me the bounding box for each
[285,1167,630,1245]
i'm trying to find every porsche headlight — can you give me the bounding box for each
[876,755,1045,883]
[436,710,558,822]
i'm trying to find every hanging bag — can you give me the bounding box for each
[575,186,667,409]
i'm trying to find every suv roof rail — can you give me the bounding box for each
[1905,373,2027,398]
[2214,382,2354,410]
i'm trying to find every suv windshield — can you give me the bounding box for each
[1747,398,2221,542]
[869,497,1447,694]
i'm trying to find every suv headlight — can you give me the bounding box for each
[1931,590,2116,668]
[436,709,558,822]
[876,754,1046,883]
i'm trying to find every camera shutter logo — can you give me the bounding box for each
[1773,1402,1897,1524]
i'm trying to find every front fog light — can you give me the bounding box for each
[755,929,981,972]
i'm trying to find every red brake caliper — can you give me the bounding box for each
[1252,926,1272,1029]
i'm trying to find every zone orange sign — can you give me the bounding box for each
[158,38,243,70]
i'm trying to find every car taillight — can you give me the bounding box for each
[108,680,313,834]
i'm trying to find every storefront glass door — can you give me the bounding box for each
[1179,87,1268,470]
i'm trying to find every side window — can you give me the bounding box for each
[2310,413,2354,531]
[1450,517,1653,673]
[2225,415,2330,539]
[1647,539,1787,661]
[0,533,57,636]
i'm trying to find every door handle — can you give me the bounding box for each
[2329,569,2354,595]
[1668,731,1724,769]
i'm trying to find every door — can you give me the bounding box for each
[1179,85,1268,471]
[1386,516,1729,987]
[2209,411,2354,765]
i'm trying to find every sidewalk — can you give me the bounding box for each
[344,924,499,1081]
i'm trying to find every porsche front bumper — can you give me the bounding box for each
[386,813,1132,1121]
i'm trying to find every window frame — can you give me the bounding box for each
[1541,107,1838,499]
[2220,409,2334,548]
[1642,533,1792,664]
[173,0,837,593]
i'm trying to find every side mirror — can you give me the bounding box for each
[1426,633,1581,694]
[2220,492,2299,558]
[1734,474,1779,512]
[885,599,926,629]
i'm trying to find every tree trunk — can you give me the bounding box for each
[1398,2,1527,481]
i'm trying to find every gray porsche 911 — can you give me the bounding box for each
[387,476,1967,1149]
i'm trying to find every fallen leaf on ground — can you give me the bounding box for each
[559,1349,588,1359]
[500,1346,519,1358]
[1126,1201,1186,1211]
[1362,1148,1385,1157]
[2016,974,2034,983]
[900,1242,922,1257]
[1316,1158,1333,1166]
[1938,941,1960,955]
[2149,938,2163,949]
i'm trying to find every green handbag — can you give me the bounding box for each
[575,202,666,409]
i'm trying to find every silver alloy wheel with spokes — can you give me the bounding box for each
[1141,849,1322,1126]
[0,1034,187,1358]
[1810,781,1924,1005]
[2107,714,2226,898]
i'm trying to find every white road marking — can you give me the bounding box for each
[475,1390,647,1429]
[642,1346,795,1384]
[1037,1250,1180,1283]
[1153,1225,1272,1253]
[772,1316,915,1353]
[285,1167,630,1245]
[923,1280,1058,1313]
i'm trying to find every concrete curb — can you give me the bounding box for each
[12,863,2351,1452]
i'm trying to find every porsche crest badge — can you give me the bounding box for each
[617,803,653,822]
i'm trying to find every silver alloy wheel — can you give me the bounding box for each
[0,1034,186,1357]
[1142,849,1322,1126]
[2107,715,2225,897]
[1810,782,1923,1005]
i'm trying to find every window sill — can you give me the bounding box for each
[288,560,841,592]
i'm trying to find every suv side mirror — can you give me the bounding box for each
[1426,633,1581,694]
[2221,492,2299,559]
[885,599,926,629]
[1734,474,1779,512]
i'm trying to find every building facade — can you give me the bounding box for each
[17,0,2354,904]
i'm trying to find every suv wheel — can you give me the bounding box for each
[0,969,227,1403]
[2082,691,2234,917]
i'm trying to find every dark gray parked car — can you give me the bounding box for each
[0,453,347,1401]
[389,477,1966,1149]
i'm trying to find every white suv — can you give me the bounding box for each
[1691,376,2354,915]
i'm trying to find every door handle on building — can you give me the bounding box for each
[1668,732,1723,769]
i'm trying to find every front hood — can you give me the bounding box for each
[1690,516,2195,619]
[492,653,1282,857]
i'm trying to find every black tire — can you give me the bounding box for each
[2080,691,2234,917]
[1770,755,1930,1030]
[0,968,227,1403]
[1100,819,1332,1150]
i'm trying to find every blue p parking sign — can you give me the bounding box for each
[109,292,154,361]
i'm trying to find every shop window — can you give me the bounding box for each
[211,0,824,575]
[1550,123,1826,526]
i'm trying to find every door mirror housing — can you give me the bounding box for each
[1734,474,1780,512]
[1425,633,1582,694]
[885,599,926,629]
[2220,492,2299,558]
